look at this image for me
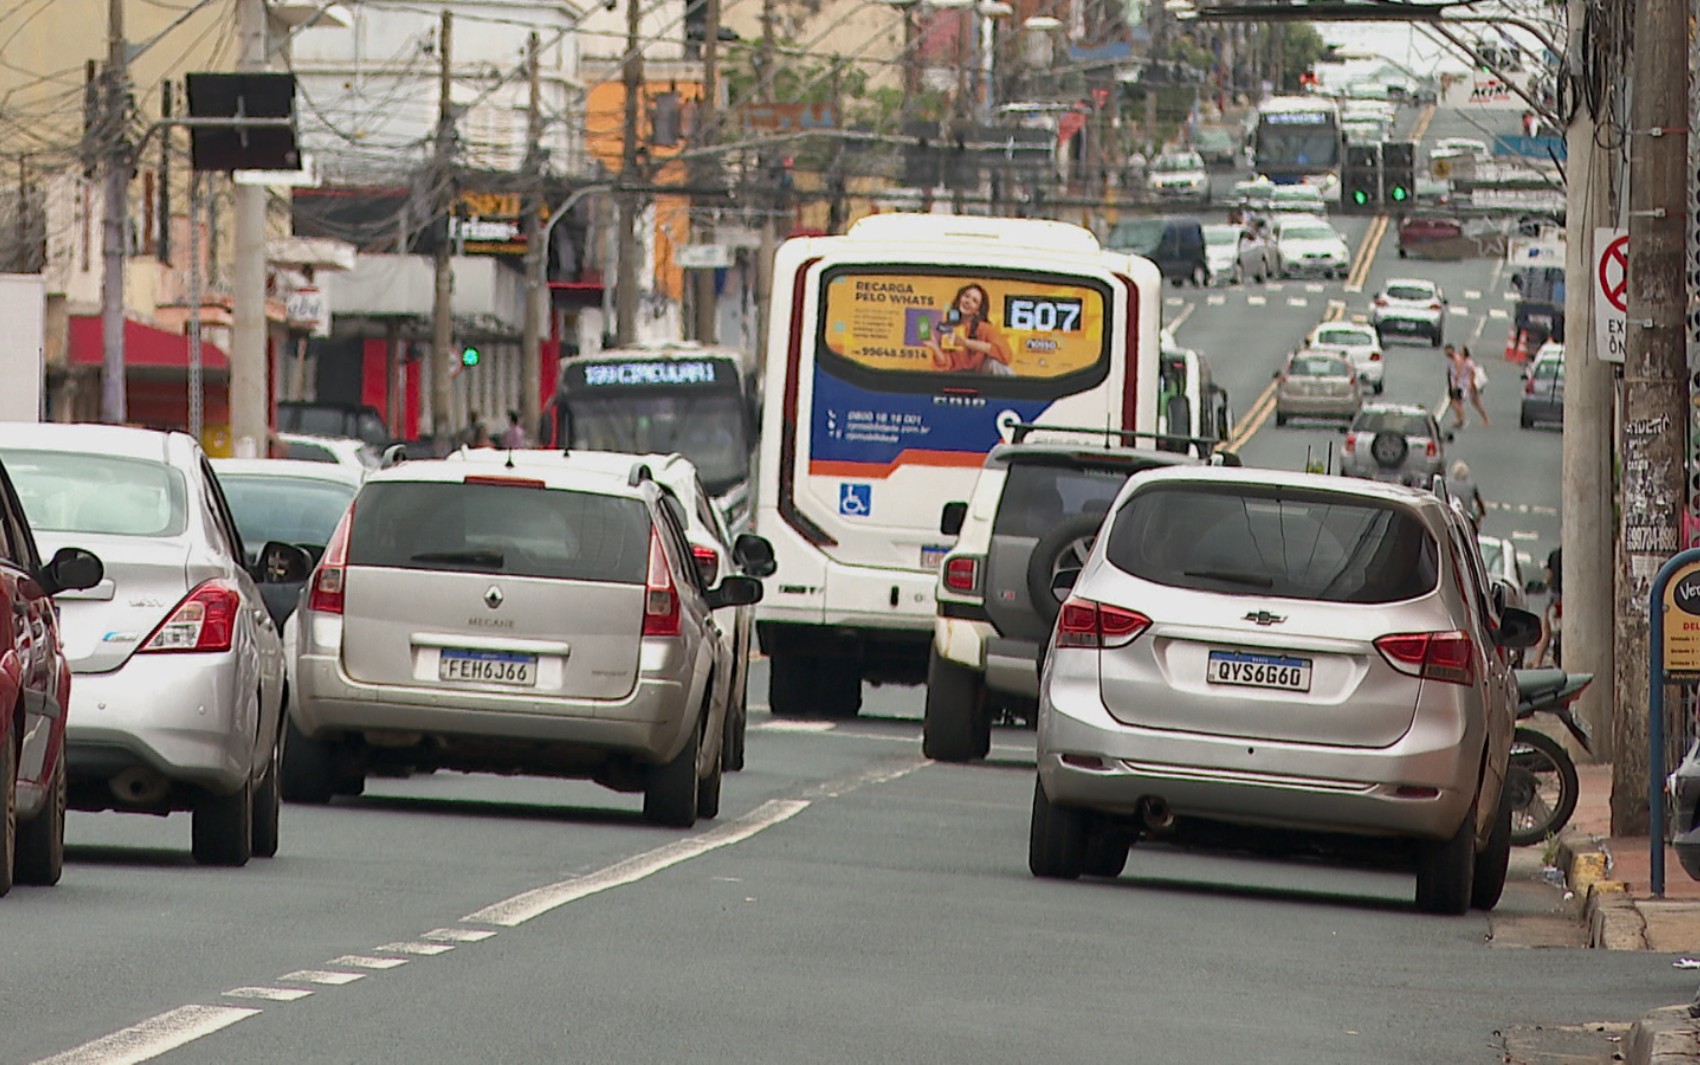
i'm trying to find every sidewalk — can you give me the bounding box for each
[1557,762,1700,1062]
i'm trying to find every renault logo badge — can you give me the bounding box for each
[484,586,504,610]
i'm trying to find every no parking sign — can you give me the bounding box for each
[1594,227,1628,364]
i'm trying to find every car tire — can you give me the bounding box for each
[923,648,990,763]
[1471,779,1514,910]
[697,707,723,820]
[1520,410,1534,429]
[643,716,701,828]
[722,681,747,772]
[280,715,337,805]
[0,737,16,897]
[1027,513,1105,627]
[16,751,65,886]
[1431,328,1444,348]
[1232,264,1244,286]
[1275,411,1289,427]
[1028,776,1087,880]
[1373,380,1385,395]
[1083,829,1129,879]
[1414,796,1476,915]
[192,775,254,867]
[1191,265,1207,288]
[251,728,282,859]
[1398,246,1408,259]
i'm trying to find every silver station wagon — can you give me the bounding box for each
[1029,467,1540,914]
[286,454,760,827]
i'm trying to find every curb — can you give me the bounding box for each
[1557,833,1646,950]
[1627,1006,1700,1065]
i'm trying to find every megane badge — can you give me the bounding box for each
[484,586,504,610]
[1243,610,1286,626]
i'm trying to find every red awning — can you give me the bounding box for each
[68,316,229,372]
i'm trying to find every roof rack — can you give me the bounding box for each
[1006,422,1242,465]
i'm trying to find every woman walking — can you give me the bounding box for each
[1447,346,1491,428]
[1461,345,1491,426]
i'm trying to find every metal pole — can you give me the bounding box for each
[430,9,456,440]
[1561,0,1616,762]
[1646,550,1700,897]
[230,0,268,456]
[188,172,204,442]
[522,32,544,436]
[99,0,128,424]
[616,0,644,346]
[691,0,721,344]
[1616,0,1690,835]
[754,0,778,359]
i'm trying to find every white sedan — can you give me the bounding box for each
[1271,215,1350,280]
[1304,320,1385,393]
[1202,223,1272,285]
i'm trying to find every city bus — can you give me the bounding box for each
[1252,95,1344,185]
[548,342,760,529]
[753,214,1161,718]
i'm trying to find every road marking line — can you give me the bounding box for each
[280,970,365,986]
[1502,291,1519,301]
[1324,299,1346,323]
[1286,297,1308,308]
[223,987,313,1002]
[423,928,498,943]
[1246,295,1268,306]
[1511,530,1541,540]
[1224,380,1279,453]
[1164,296,1185,306]
[374,941,454,956]
[753,720,835,732]
[1266,282,1284,291]
[463,798,812,928]
[31,1005,261,1065]
[1206,293,1226,305]
[1449,306,1469,316]
[1465,290,1483,300]
[1165,300,1198,333]
[1305,283,1325,293]
[328,956,410,970]
[1488,308,1509,319]
[1344,214,1390,293]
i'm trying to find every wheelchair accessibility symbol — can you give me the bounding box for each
[839,483,872,517]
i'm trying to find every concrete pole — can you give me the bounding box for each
[430,10,455,440]
[616,0,643,346]
[99,0,127,423]
[188,172,204,442]
[1613,0,1690,835]
[753,0,778,365]
[1560,0,1616,762]
[230,0,269,456]
[691,0,721,344]
[522,32,544,434]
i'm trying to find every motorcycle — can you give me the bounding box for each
[1508,668,1593,847]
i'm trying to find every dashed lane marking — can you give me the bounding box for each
[1164,296,1186,306]
[1305,283,1326,293]
[32,1005,261,1065]
[374,941,454,956]
[422,928,497,943]
[752,719,835,732]
[1465,290,1483,300]
[222,988,313,1003]
[1502,291,1520,301]
[328,956,410,970]
[1488,308,1509,319]
[1246,295,1268,306]
[1449,306,1470,316]
[1206,294,1226,305]
[1286,297,1308,308]
[279,970,365,986]
[1511,530,1542,540]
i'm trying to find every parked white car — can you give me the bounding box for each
[1304,320,1385,393]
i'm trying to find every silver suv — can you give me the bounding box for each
[1337,403,1449,486]
[287,455,760,827]
[1030,467,1539,915]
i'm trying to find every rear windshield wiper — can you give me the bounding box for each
[1183,568,1275,588]
[411,550,505,567]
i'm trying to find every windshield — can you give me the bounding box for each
[565,392,750,496]
[1314,327,1374,347]
[218,475,358,560]
[1107,219,1165,253]
[1351,410,1433,436]
[1281,223,1336,241]
[994,463,1132,539]
[1203,226,1239,248]
[1386,283,1435,301]
[1290,354,1350,377]
[0,449,189,537]
[1256,127,1339,169]
[1153,153,1202,172]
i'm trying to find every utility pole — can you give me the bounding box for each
[1560,0,1616,766]
[826,60,847,234]
[187,171,204,442]
[753,0,778,361]
[691,0,720,344]
[430,10,456,440]
[1613,0,1690,835]
[616,0,644,346]
[99,0,128,424]
[158,82,170,265]
[521,31,544,436]
[230,0,268,455]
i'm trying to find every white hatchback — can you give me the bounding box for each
[1305,320,1385,393]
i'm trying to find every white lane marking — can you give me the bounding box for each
[1166,301,1197,332]
[752,720,835,732]
[1206,294,1226,306]
[280,970,365,986]
[1511,530,1542,540]
[1518,551,1534,565]
[328,956,410,970]
[223,987,313,1002]
[31,1005,261,1065]
[1488,308,1509,319]
[1164,296,1185,307]
[1246,295,1268,306]
[1449,306,1470,316]
[1266,282,1285,291]
[1502,291,1519,301]
[464,798,813,928]
[373,941,454,956]
[1305,283,1326,293]
[808,758,926,799]
[423,928,498,943]
[1464,289,1483,300]
[1285,297,1308,308]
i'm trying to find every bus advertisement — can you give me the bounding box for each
[754,214,1161,719]
[1253,96,1344,184]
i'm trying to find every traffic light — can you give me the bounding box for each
[1382,141,1416,206]
[1342,144,1381,214]
[460,345,481,368]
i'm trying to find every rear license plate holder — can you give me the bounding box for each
[920,545,951,571]
[439,649,538,686]
[1206,650,1312,692]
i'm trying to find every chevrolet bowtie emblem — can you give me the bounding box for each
[1243,610,1286,626]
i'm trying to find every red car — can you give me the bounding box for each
[0,458,102,894]
[1397,213,1466,259]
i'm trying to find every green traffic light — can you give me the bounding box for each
[461,346,480,367]
[1390,185,1409,202]
[1352,189,1368,205]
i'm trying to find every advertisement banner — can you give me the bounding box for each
[820,272,1107,379]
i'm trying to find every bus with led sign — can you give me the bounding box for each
[1253,96,1344,185]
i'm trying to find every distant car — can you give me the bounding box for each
[1271,215,1350,280]
[212,459,364,628]
[276,401,393,450]
[1105,216,1208,287]
[1371,278,1447,346]
[1274,350,1362,426]
[274,432,381,472]
[1476,534,1528,615]
[1434,137,1492,161]
[1231,176,1276,214]
[1521,342,1565,428]
[1202,223,1272,286]
[1191,126,1240,168]
[1269,185,1331,215]
[1147,150,1210,202]
[1338,403,1449,487]
[1305,321,1385,394]
[1398,213,1466,258]
[0,424,310,867]
[0,457,103,894]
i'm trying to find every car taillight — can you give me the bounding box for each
[1343,432,1358,454]
[690,544,719,586]
[307,505,354,615]
[1374,296,1388,307]
[1429,301,1442,311]
[1425,439,1438,457]
[944,556,980,594]
[1525,374,1537,395]
[1055,597,1150,649]
[1369,350,1381,361]
[139,580,241,653]
[643,529,681,637]
[1374,630,1476,686]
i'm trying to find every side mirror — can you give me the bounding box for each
[706,574,763,610]
[1445,431,1456,443]
[380,443,409,469]
[257,541,313,584]
[39,546,104,595]
[1336,425,1349,435]
[731,533,776,578]
[1524,577,1548,595]
[940,501,968,537]
[1495,605,1543,650]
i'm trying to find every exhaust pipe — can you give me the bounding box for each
[110,768,170,806]
[1139,796,1175,832]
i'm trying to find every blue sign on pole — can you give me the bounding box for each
[1492,134,1568,162]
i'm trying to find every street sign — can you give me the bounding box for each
[1594,227,1628,364]
[284,286,329,337]
[675,244,732,269]
[1663,558,1700,679]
